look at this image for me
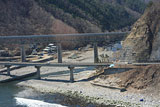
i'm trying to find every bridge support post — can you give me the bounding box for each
[21,45,26,62]
[35,66,41,79]
[6,65,11,76]
[94,43,98,63]
[57,43,62,63]
[68,66,74,83]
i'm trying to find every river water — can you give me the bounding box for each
[0,66,102,107]
[0,81,67,107]
[0,65,116,107]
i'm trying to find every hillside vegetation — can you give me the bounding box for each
[101,0,146,13]
[0,0,77,36]
[36,0,146,32]
[0,0,148,36]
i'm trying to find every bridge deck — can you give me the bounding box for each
[0,62,111,83]
[0,62,111,67]
[1,62,160,67]
[0,32,129,39]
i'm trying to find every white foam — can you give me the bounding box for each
[15,97,67,107]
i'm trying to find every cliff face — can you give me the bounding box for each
[121,2,160,62]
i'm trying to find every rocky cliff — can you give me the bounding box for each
[120,2,160,62]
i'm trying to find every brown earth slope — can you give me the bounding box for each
[118,65,160,89]
[92,65,160,91]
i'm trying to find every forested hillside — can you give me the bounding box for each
[35,0,147,32]
[0,0,77,36]
[0,0,148,36]
[101,0,146,13]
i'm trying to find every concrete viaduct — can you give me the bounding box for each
[0,32,129,82]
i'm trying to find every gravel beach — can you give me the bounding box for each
[16,66,160,107]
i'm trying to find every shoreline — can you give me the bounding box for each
[17,80,140,107]
[15,65,160,107]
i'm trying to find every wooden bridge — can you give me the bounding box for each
[0,32,129,82]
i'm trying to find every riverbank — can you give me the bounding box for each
[1,48,160,106]
[16,64,159,107]
[17,74,138,107]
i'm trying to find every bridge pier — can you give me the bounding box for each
[57,43,62,63]
[6,65,11,76]
[68,66,74,83]
[35,66,41,79]
[21,45,26,62]
[94,43,98,63]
